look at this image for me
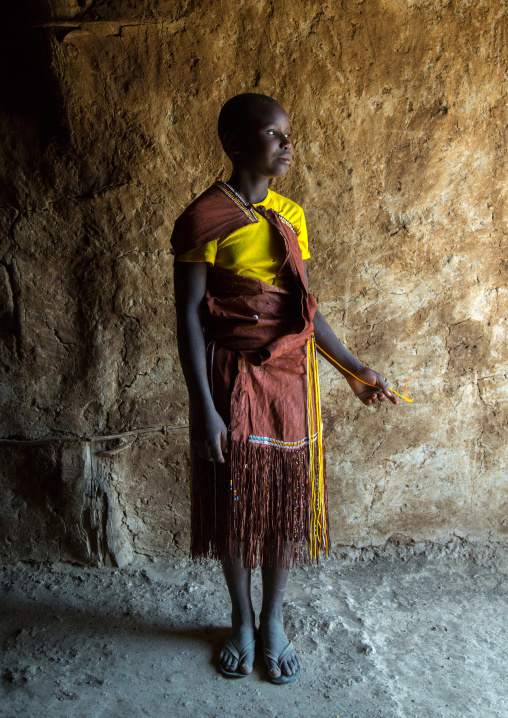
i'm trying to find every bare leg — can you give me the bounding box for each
[259,550,300,679]
[219,554,256,674]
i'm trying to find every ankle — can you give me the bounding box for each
[259,608,284,626]
[231,607,255,627]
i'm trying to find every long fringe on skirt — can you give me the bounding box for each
[190,336,329,569]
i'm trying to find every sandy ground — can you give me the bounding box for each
[1,553,507,718]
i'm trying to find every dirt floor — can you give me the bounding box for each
[1,551,507,718]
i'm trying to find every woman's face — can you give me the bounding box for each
[231,103,294,179]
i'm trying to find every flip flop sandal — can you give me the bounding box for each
[262,639,300,684]
[219,638,257,678]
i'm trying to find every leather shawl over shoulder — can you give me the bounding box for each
[170,183,257,257]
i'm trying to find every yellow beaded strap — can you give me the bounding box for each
[315,344,418,404]
[307,335,328,559]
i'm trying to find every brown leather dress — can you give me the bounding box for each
[172,182,329,568]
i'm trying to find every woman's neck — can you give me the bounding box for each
[226,169,269,205]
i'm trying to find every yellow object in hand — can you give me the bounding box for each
[316,345,419,404]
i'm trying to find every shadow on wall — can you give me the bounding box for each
[0,1,69,206]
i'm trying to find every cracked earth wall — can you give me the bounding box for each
[0,0,506,566]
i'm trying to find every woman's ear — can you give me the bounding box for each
[223,131,242,157]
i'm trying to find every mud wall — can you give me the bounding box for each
[0,0,506,565]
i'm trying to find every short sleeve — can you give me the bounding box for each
[297,211,310,260]
[175,239,218,264]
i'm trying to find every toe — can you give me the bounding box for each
[220,646,239,673]
[218,649,226,668]
[239,645,255,674]
[282,652,298,676]
[267,659,281,678]
[281,658,292,676]
[238,650,253,675]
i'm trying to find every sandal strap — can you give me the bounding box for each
[263,640,294,666]
[238,639,256,662]
[224,640,240,661]
[224,638,256,663]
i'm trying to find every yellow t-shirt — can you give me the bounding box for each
[175,188,310,289]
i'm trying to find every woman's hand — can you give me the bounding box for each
[345,367,398,407]
[310,305,398,409]
[175,262,230,460]
[190,405,229,463]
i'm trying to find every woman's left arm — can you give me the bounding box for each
[303,262,398,407]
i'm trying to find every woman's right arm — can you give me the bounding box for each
[174,261,229,462]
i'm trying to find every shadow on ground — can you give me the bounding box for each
[1,556,507,718]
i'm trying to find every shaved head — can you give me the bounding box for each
[218,93,282,155]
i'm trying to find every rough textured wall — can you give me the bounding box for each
[0,0,506,565]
